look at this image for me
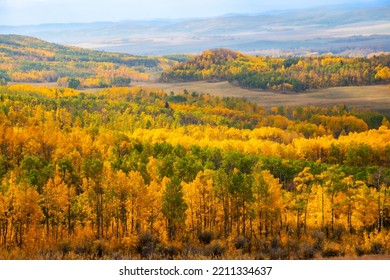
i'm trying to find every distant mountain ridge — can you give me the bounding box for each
[0,4,389,55]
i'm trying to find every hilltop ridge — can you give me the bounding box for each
[1,4,389,55]
[161,48,390,92]
[0,34,168,86]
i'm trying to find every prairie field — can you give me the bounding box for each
[134,81,390,114]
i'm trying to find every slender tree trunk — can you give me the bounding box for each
[296,210,300,239]
[331,194,334,236]
[321,188,325,231]
[381,188,387,230]
[19,223,23,249]
[378,186,382,232]
[304,197,309,234]
[348,204,352,234]
[242,201,246,237]
[223,198,228,238]
[249,217,253,240]
[67,187,71,238]
[259,210,262,237]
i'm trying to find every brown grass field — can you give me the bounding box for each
[133,81,390,114]
[14,81,390,114]
[317,255,390,260]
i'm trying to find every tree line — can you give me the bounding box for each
[0,35,164,87]
[161,49,390,92]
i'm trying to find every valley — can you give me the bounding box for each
[133,81,390,114]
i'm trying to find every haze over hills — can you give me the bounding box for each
[1,4,389,56]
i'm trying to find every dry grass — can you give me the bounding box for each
[11,81,390,114]
[133,81,390,114]
[317,254,390,260]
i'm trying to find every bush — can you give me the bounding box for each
[162,245,181,259]
[321,248,340,258]
[198,231,214,245]
[371,242,384,255]
[332,226,346,241]
[74,239,93,256]
[234,236,251,254]
[312,230,325,251]
[355,245,366,256]
[269,247,289,260]
[67,77,80,89]
[136,232,160,259]
[58,240,71,258]
[92,240,107,259]
[206,242,226,258]
[300,243,315,260]
[234,236,248,249]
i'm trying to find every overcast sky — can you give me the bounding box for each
[0,0,382,25]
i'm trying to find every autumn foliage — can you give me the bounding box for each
[0,35,159,87]
[0,83,389,259]
[162,49,390,92]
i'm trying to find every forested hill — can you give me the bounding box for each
[0,35,169,87]
[0,84,389,259]
[161,49,390,92]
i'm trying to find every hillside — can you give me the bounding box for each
[0,84,389,259]
[1,5,389,55]
[0,35,171,87]
[161,49,390,92]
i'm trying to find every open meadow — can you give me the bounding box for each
[133,81,390,114]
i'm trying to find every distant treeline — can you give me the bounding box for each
[0,35,166,87]
[161,49,390,92]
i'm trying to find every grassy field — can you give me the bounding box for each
[12,81,390,114]
[133,81,390,114]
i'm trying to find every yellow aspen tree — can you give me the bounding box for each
[293,167,315,237]
[252,170,283,238]
[183,170,216,239]
[105,169,130,238]
[8,181,42,249]
[352,184,377,230]
[127,171,148,235]
[145,180,163,235]
[41,172,69,241]
[320,167,346,236]
[0,192,9,247]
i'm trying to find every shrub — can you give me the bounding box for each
[198,231,214,245]
[67,77,80,89]
[74,239,93,256]
[136,232,160,258]
[92,240,107,259]
[234,236,249,250]
[312,230,325,251]
[321,247,340,258]
[355,245,366,257]
[371,242,384,255]
[269,247,289,260]
[300,243,315,260]
[162,245,181,259]
[206,241,226,258]
[58,240,71,258]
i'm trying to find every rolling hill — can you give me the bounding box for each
[0,34,171,86]
[161,48,390,92]
[1,4,389,55]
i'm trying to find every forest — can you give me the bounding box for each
[0,35,389,259]
[161,49,390,92]
[0,84,389,259]
[0,35,170,88]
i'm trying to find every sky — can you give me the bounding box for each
[0,0,382,26]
